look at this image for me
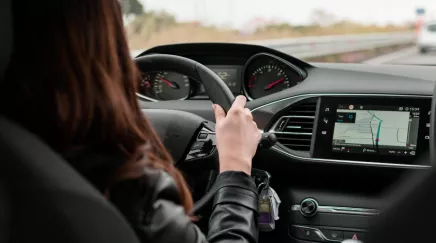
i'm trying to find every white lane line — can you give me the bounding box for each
[362,47,418,65]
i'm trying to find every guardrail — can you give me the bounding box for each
[131,31,415,59]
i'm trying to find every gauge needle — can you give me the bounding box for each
[160,77,179,89]
[264,78,284,90]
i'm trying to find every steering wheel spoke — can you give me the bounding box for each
[186,126,217,161]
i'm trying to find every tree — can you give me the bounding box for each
[121,0,144,16]
[310,9,337,27]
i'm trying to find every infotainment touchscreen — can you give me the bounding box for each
[311,97,431,164]
[332,104,420,156]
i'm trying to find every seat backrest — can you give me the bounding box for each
[0,117,141,243]
[0,174,10,243]
[366,168,436,243]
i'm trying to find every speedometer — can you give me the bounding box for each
[153,71,191,100]
[243,53,305,99]
[247,65,291,99]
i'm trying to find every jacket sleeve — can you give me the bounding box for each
[207,171,259,243]
[110,169,259,243]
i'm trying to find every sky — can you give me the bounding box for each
[140,0,436,29]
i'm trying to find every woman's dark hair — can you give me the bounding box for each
[2,0,193,211]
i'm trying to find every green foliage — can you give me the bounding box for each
[128,11,177,40]
[121,0,144,16]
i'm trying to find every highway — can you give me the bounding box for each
[363,46,436,65]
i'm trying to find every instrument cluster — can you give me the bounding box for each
[137,53,306,101]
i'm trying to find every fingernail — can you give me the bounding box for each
[212,104,216,110]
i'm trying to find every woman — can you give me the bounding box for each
[2,1,261,243]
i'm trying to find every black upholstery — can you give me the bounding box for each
[0,0,140,242]
[0,117,141,243]
[0,0,12,81]
[0,175,10,243]
[0,0,13,240]
[367,169,436,243]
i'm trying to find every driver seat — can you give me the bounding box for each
[0,1,140,243]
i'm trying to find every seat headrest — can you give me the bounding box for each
[0,0,13,81]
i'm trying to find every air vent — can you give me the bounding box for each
[271,102,317,151]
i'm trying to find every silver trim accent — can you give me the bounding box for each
[137,92,159,102]
[291,225,356,242]
[291,205,380,216]
[270,116,315,133]
[252,93,432,169]
[299,198,319,217]
[273,145,431,169]
[201,127,215,135]
[274,132,313,135]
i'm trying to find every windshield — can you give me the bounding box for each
[122,0,436,65]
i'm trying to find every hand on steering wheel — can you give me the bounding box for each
[213,96,261,175]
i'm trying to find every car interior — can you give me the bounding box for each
[2,0,436,243]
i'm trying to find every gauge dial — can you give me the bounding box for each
[138,73,154,99]
[246,65,291,99]
[153,71,191,100]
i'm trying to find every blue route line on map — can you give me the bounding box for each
[368,111,383,146]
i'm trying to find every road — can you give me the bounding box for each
[363,46,436,65]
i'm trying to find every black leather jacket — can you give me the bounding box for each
[64,151,259,243]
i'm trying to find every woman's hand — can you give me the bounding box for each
[212,96,261,175]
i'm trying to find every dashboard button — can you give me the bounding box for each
[344,232,365,242]
[290,226,323,241]
[198,133,208,139]
[324,107,332,114]
[191,142,204,151]
[321,229,343,241]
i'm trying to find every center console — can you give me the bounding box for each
[252,94,433,243]
[311,96,431,165]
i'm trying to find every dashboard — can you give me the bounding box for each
[136,43,436,169]
[135,43,436,243]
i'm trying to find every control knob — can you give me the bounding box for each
[300,198,318,217]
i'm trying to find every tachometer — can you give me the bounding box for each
[246,65,291,99]
[153,71,191,100]
[243,53,305,99]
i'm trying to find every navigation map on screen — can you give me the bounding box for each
[332,105,420,155]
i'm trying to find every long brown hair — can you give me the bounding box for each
[2,0,193,211]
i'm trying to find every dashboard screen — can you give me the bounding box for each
[332,104,420,156]
[207,65,241,94]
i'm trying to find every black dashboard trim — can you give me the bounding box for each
[270,146,430,169]
[252,93,432,112]
[137,43,313,69]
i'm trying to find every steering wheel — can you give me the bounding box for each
[135,54,237,213]
[135,53,236,160]
[135,54,277,214]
